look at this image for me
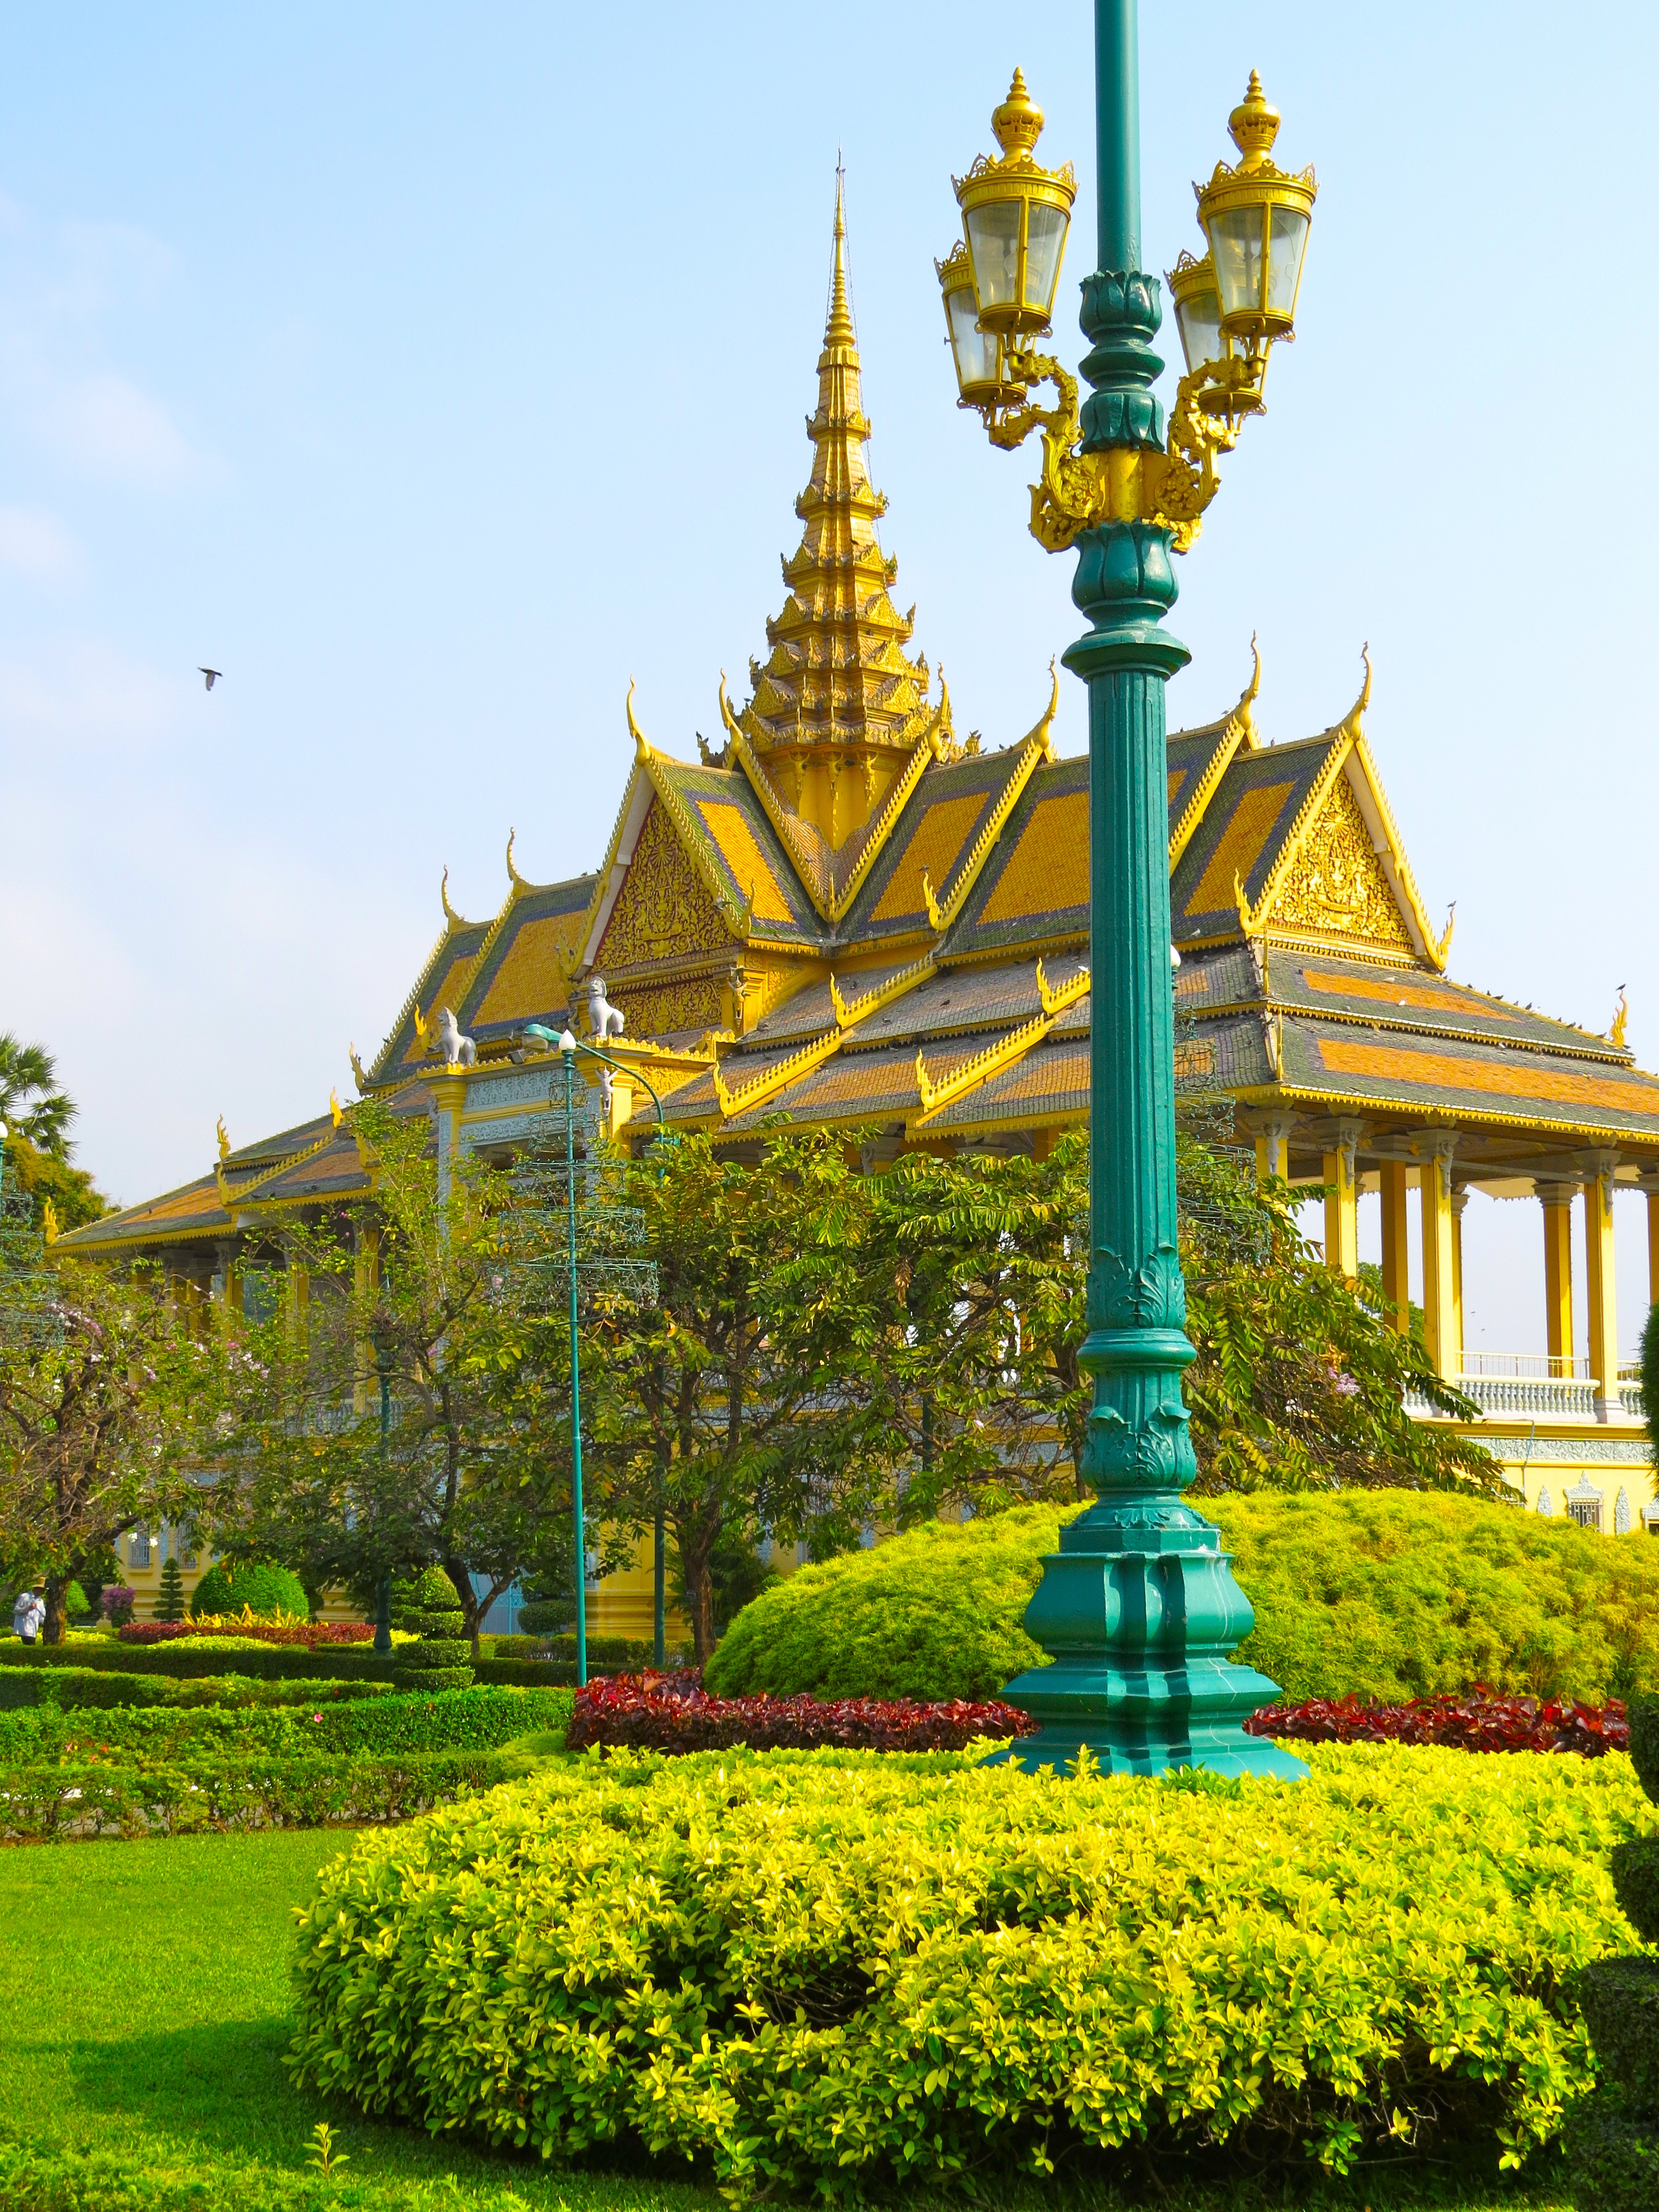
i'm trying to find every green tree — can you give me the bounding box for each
[156,1555,185,1621]
[0,1034,75,1159]
[0,1258,229,1641]
[2,1130,111,1234]
[211,1102,601,1651]
[584,1127,899,1660]
[832,1127,1500,1513]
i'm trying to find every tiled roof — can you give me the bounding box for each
[947,755,1089,958]
[1170,737,1338,942]
[1260,948,1624,1061]
[460,875,596,1042]
[1274,1019,1659,1141]
[375,917,492,1077]
[55,1173,231,1249]
[840,752,1029,942]
[654,762,822,942]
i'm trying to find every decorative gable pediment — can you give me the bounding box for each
[1264,769,1414,957]
[595,799,730,970]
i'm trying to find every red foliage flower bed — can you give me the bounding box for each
[118,1621,374,1647]
[566,1673,1035,1755]
[1245,1688,1628,1757]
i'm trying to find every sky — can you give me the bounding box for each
[2,1,1656,1360]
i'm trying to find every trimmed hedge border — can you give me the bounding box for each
[1,1645,616,1690]
[0,1668,398,1713]
[0,1749,512,1841]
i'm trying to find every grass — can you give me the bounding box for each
[0,1824,1587,2212]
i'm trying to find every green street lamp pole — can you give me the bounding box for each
[373,1336,393,1658]
[943,1,1312,1778]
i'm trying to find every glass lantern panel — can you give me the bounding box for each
[946,286,1001,393]
[1022,203,1068,318]
[965,200,1022,311]
[1265,204,1310,319]
[1208,204,1266,319]
[1174,286,1222,375]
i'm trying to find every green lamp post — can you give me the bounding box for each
[939,4,1314,1778]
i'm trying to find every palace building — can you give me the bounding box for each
[65,190,1659,1621]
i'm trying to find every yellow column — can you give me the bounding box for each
[1450,1185,1469,1373]
[1417,1134,1458,1378]
[430,1072,468,1204]
[1321,1119,1361,1281]
[1643,1172,1659,1316]
[1585,1152,1620,1413]
[1540,1183,1575,1376]
[1379,1161,1410,1333]
[1253,1110,1295,1185]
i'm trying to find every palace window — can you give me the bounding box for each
[1566,1480,1604,1534]
[128,1527,152,1569]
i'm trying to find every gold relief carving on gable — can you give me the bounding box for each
[597,801,730,968]
[1267,776,1412,953]
[615,973,723,1040]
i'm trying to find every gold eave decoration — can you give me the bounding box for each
[712,1026,844,1119]
[1169,639,1260,867]
[828,947,940,1030]
[1227,650,1451,971]
[1035,957,1089,1017]
[363,873,484,1087]
[918,665,1059,932]
[914,1003,1058,1125]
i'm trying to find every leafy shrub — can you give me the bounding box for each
[0,1684,572,1766]
[0,1749,510,1842]
[289,1740,1650,2194]
[472,1656,573,1687]
[514,1599,568,1636]
[392,1575,472,1694]
[708,1490,1659,1707]
[1246,1689,1629,1755]
[0,1642,398,1681]
[61,1579,89,1621]
[0,1667,399,1714]
[189,1562,310,1622]
[389,1566,465,1631]
[100,1584,134,1626]
[566,1675,1031,1755]
[121,1618,374,1646]
[156,1558,185,1622]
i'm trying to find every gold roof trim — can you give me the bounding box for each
[713,1026,844,1119]
[364,905,483,1087]
[919,667,1059,932]
[1169,641,1260,868]
[721,674,833,915]
[823,681,953,923]
[914,1004,1057,1125]
[1239,1078,1659,1155]
[1036,958,1089,1016]
[830,947,939,1029]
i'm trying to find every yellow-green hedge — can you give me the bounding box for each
[289,1741,1650,2198]
[706,1490,1659,1706]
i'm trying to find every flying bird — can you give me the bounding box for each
[199,667,222,691]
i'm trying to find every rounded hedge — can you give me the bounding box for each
[390,1567,465,1632]
[189,1561,309,1622]
[705,1490,1659,1707]
[290,1740,1648,2195]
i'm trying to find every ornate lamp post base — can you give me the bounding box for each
[985,1502,1306,1779]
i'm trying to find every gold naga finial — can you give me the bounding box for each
[1434,900,1457,967]
[349,1045,369,1093]
[717,670,745,752]
[441,867,463,928]
[1235,633,1262,744]
[1029,659,1061,759]
[216,1115,231,1162]
[922,869,945,931]
[41,1197,59,1244]
[1612,986,1630,1050]
[329,1088,343,1130]
[626,678,652,763]
[1337,642,1373,740]
[505,827,530,891]
[412,1000,430,1046]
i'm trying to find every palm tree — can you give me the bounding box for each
[0,1035,76,1160]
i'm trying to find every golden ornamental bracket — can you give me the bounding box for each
[1612,988,1630,1051]
[1036,957,1089,1017]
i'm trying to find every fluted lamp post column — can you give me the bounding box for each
[940,2,1314,1777]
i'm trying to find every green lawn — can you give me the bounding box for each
[0,1828,1583,2211]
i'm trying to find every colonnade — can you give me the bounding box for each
[1253,1115,1655,1410]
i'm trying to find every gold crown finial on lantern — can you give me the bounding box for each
[1228,71,1281,167]
[992,69,1045,160]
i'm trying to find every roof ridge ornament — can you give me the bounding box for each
[440,867,465,928]
[1612,987,1630,1050]
[1237,633,1262,744]
[506,827,531,891]
[216,1116,231,1161]
[626,679,652,763]
[1338,643,1372,741]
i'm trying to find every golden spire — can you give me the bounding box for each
[735,167,937,859]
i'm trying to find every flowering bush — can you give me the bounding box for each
[119,1613,372,1647]
[1246,1688,1628,1757]
[100,1585,135,1626]
[565,1672,1033,1754]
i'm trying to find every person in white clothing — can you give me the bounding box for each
[12,1587,45,1643]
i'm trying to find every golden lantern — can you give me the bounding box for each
[1194,71,1316,346]
[953,70,1076,337]
[936,239,1025,410]
[1166,247,1266,424]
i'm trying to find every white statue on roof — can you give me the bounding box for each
[432,1008,475,1068]
[586,978,625,1042]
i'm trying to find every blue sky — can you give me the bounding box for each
[3,2,1656,1358]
